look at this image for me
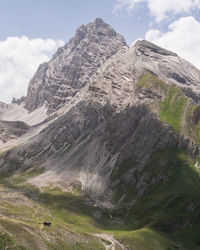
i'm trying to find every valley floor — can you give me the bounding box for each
[0,172,186,250]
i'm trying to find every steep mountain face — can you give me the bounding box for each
[25,18,127,113]
[1,19,200,249]
[5,39,199,199]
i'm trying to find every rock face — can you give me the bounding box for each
[82,39,200,113]
[0,120,30,142]
[0,18,200,206]
[25,18,128,113]
[2,20,200,194]
[2,36,200,205]
[134,40,200,92]
[2,19,200,249]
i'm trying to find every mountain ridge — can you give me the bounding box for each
[0,18,200,249]
[25,17,128,113]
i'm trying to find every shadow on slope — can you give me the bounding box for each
[0,102,200,249]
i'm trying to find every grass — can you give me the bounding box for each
[23,167,45,178]
[137,72,167,92]
[0,218,40,249]
[159,86,187,132]
[137,72,188,132]
[194,122,200,147]
[1,146,200,249]
[121,149,200,249]
[0,231,15,249]
[114,227,180,250]
[96,147,200,249]
[0,173,105,249]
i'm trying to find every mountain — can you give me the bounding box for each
[0,18,200,249]
[25,18,127,113]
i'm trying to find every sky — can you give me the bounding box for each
[0,0,200,103]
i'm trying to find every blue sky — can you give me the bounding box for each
[0,0,200,102]
[0,0,151,45]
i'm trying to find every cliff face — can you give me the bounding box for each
[2,21,200,195]
[1,19,200,249]
[2,37,200,202]
[25,18,128,113]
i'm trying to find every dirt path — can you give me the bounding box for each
[94,233,127,250]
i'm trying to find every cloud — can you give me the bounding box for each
[113,0,143,13]
[113,0,200,22]
[0,36,64,103]
[145,16,200,68]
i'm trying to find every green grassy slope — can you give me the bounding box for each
[0,174,105,249]
[159,86,187,132]
[0,164,184,250]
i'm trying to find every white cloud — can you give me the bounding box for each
[145,16,200,68]
[0,36,64,103]
[113,0,143,13]
[113,0,200,22]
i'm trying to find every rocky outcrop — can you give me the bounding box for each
[134,40,200,93]
[83,39,200,112]
[0,120,30,142]
[25,18,128,113]
[12,96,26,105]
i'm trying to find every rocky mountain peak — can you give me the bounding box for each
[92,17,119,36]
[134,39,177,56]
[93,17,105,26]
[2,18,200,250]
[132,39,200,92]
[25,18,128,113]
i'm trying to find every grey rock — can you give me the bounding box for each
[0,120,30,142]
[1,20,200,208]
[25,18,128,113]
[134,40,200,93]
[12,96,26,105]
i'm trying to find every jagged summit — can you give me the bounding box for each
[25,18,128,113]
[93,17,106,26]
[24,18,200,114]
